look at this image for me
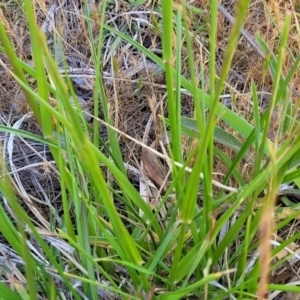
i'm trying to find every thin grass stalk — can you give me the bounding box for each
[181,237,212,287]
[203,0,219,240]
[197,0,250,169]
[50,280,56,300]
[198,41,213,271]
[59,225,126,290]
[79,146,151,290]
[0,166,23,255]
[34,24,99,297]
[81,4,105,235]
[0,126,59,148]
[271,231,300,273]
[23,0,53,138]
[62,273,136,298]
[237,215,252,300]
[206,1,254,189]
[258,156,280,299]
[212,193,266,264]
[263,1,300,81]
[0,45,57,94]
[251,81,260,152]
[268,284,300,294]
[91,2,137,244]
[222,109,271,188]
[169,0,205,283]
[59,175,76,241]
[161,0,183,195]
[254,15,290,176]
[88,0,104,149]
[32,24,83,253]
[143,226,180,280]
[94,1,126,175]
[58,55,110,270]
[257,16,291,297]
[78,230,145,288]
[174,6,184,189]
[65,141,98,299]
[48,34,79,244]
[55,113,76,242]
[171,3,250,276]
[278,54,300,102]
[20,228,37,299]
[161,145,200,228]
[57,80,97,295]
[169,223,188,287]
[159,272,223,300]
[214,147,245,186]
[278,91,292,140]
[0,20,41,125]
[83,0,97,74]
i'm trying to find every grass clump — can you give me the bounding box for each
[0,0,300,299]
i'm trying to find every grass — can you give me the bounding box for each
[1,0,300,299]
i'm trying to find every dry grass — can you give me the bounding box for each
[1,0,300,298]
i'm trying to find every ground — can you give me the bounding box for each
[1,0,300,299]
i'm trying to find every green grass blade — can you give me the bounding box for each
[181,117,244,153]
[0,20,41,125]
[254,15,291,178]
[158,273,222,300]
[251,81,260,151]
[23,0,53,139]
[0,282,22,300]
[161,0,184,202]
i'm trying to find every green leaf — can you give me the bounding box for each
[162,116,244,154]
[0,281,22,300]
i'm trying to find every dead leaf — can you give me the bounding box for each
[142,147,168,191]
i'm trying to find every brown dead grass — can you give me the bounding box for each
[1,0,300,298]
